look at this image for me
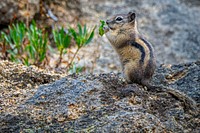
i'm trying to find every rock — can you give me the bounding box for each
[0,0,82,29]
[0,60,61,89]
[0,61,199,132]
[0,0,39,28]
[152,61,200,103]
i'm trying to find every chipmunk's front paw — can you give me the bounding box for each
[103,26,109,33]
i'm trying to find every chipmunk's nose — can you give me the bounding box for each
[106,20,111,24]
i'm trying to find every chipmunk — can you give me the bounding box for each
[104,11,155,86]
[103,11,197,113]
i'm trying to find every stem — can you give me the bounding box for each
[67,47,80,70]
[35,48,39,66]
[2,42,6,59]
[56,49,63,68]
[26,0,29,27]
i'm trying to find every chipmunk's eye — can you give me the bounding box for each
[115,16,123,22]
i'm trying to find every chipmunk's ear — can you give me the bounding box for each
[128,11,136,22]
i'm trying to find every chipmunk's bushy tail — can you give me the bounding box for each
[146,84,198,115]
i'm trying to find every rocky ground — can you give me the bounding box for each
[0,60,199,132]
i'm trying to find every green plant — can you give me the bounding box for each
[67,24,96,69]
[68,62,84,74]
[53,27,71,68]
[26,21,48,66]
[0,21,48,66]
[0,21,96,73]
[3,22,26,62]
[99,20,105,36]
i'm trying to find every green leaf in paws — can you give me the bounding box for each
[99,20,105,36]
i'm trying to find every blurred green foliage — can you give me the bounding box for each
[2,22,26,62]
[69,23,95,48]
[67,24,96,69]
[53,27,71,67]
[0,21,96,74]
[68,62,84,74]
[26,21,48,66]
